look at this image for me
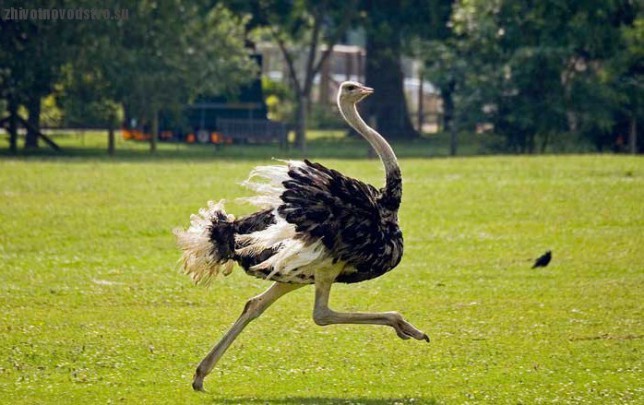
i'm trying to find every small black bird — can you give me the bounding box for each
[532,250,552,268]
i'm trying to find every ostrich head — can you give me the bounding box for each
[338,81,373,104]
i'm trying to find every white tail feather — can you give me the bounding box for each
[174,200,235,286]
[239,161,304,209]
[235,215,294,251]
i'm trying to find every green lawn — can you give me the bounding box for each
[0,149,642,403]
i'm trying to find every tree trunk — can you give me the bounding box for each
[25,95,41,149]
[294,92,307,151]
[8,99,19,154]
[417,73,424,132]
[540,132,550,154]
[319,57,330,104]
[364,26,417,140]
[150,109,158,153]
[443,78,457,156]
[450,123,458,157]
[108,114,115,156]
[527,132,536,154]
[629,116,637,155]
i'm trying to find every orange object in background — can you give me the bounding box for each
[121,128,134,140]
[121,128,149,141]
[210,132,233,144]
[122,128,231,144]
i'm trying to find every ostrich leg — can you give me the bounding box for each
[312,269,429,342]
[193,282,304,391]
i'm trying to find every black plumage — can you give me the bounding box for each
[202,159,403,285]
[229,209,277,274]
[278,159,403,284]
[532,250,552,268]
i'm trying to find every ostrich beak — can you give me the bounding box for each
[360,86,374,95]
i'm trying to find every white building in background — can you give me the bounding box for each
[256,42,443,133]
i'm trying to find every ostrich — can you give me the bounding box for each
[175,81,429,392]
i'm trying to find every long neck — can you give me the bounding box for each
[339,98,402,210]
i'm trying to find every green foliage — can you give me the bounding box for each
[0,0,80,104]
[0,155,642,403]
[0,0,257,146]
[425,0,642,153]
[40,95,64,128]
[308,104,346,130]
[262,77,295,122]
[55,65,121,128]
[72,1,256,125]
[604,15,644,146]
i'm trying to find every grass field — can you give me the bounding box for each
[0,142,642,403]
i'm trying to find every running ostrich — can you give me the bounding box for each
[175,81,429,391]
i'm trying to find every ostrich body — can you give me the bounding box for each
[175,81,428,391]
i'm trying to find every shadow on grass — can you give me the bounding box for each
[208,396,441,404]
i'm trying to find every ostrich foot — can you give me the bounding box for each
[392,316,430,342]
[192,371,206,392]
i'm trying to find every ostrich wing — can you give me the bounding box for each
[278,160,403,283]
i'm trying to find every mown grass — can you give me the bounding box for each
[0,144,642,403]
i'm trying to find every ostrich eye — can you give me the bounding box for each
[346,85,356,91]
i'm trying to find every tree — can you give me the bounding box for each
[226,0,451,148]
[605,15,643,153]
[0,0,81,152]
[80,1,256,152]
[228,0,359,150]
[421,39,466,154]
[360,0,452,140]
[0,1,256,154]
[434,0,640,153]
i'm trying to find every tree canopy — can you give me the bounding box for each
[1,0,256,152]
[425,0,642,153]
[1,0,641,154]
